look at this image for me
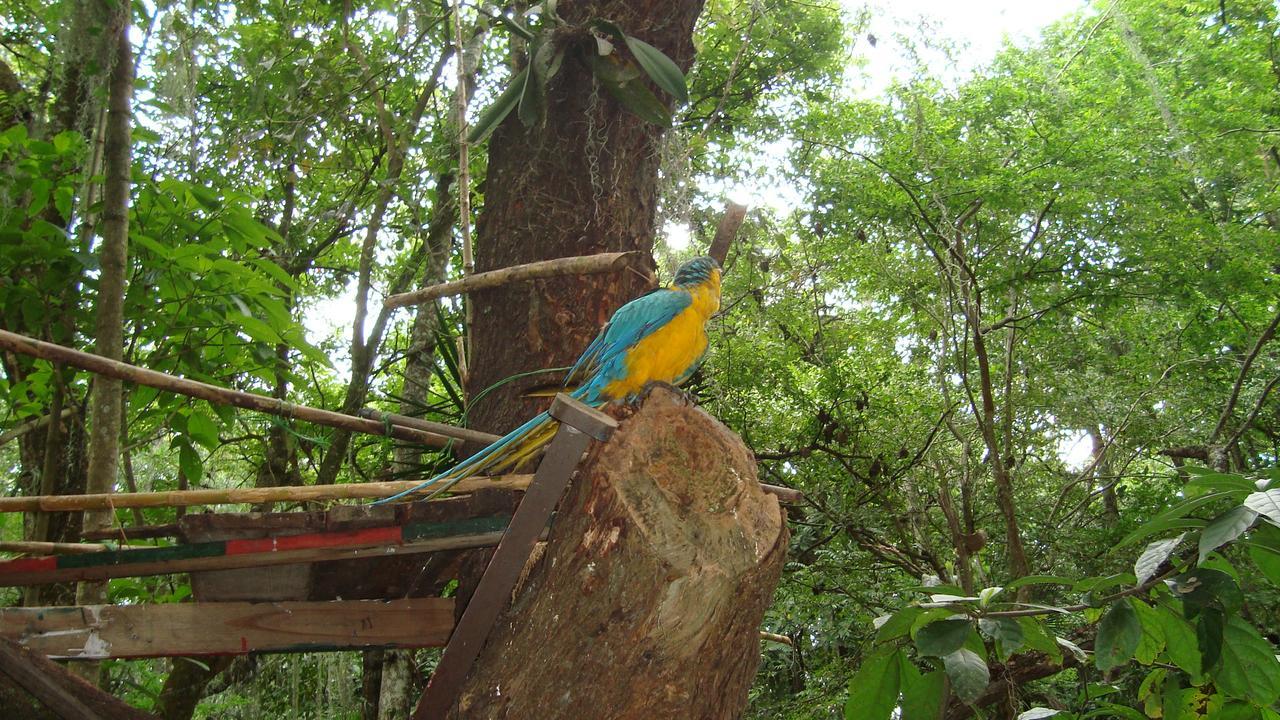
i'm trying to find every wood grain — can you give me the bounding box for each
[0,599,454,659]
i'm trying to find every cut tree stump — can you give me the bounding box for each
[445,387,788,719]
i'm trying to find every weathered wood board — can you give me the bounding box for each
[0,515,511,586]
[0,598,454,659]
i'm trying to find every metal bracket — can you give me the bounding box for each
[413,395,615,718]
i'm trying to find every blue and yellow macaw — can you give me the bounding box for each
[376,256,722,504]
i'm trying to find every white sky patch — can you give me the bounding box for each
[1057,430,1094,471]
[850,0,1088,96]
[663,221,694,252]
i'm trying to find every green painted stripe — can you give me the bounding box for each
[402,515,510,542]
[58,541,227,569]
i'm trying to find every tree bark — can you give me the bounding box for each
[447,388,787,719]
[466,0,704,435]
[77,12,133,613]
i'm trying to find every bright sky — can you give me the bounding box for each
[667,0,1090,250]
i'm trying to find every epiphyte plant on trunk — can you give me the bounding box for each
[468,0,691,143]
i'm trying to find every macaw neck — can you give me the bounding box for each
[675,271,721,320]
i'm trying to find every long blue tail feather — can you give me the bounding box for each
[373,386,601,505]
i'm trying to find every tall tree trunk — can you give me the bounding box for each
[75,0,132,632]
[466,0,704,435]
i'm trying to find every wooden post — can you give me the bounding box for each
[414,395,617,719]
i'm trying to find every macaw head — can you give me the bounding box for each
[672,256,721,289]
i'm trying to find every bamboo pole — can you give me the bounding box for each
[0,329,466,448]
[0,541,108,555]
[358,408,499,445]
[382,251,647,310]
[0,475,532,513]
[0,475,796,514]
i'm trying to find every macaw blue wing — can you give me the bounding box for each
[569,288,693,402]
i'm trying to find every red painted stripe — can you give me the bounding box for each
[0,556,57,575]
[225,526,403,555]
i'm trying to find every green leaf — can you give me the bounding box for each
[1184,471,1257,495]
[54,186,73,220]
[873,607,921,643]
[1135,534,1183,584]
[1199,506,1258,562]
[599,76,672,128]
[1083,703,1148,720]
[622,35,688,104]
[1196,606,1225,670]
[1247,524,1280,585]
[487,8,535,40]
[231,313,283,344]
[1018,617,1063,663]
[1005,575,1074,590]
[587,52,642,83]
[467,68,528,144]
[1119,491,1242,546]
[978,617,1023,658]
[843,648,901,720]
[1155,603,1202,679]
[1245,489,1280,526]
[179,443,203,485]
[915,617,973,657]
[942,648,989,704]
[1213,616,1280,703]
[27,177,50,218]
[1170,568,1243,614]
[1209,702,1263,720]
[188,185,222,210]
[186,412,220,451]
[518,38,547,127]
[131,234,172,259]
[1129,599,1166,665]
[1095,599,1142,671]
[899,665,945,720]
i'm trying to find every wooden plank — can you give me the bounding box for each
[0,515,513,587]
[415,395,617,718]
[0,475,532,513]
[0,638,104,719]
[0,598,455,659]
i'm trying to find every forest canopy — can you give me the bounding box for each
[1,0,1280,718]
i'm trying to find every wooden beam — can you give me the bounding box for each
[0,541,108,555]
[0,638,104,719]
[0,475,531,513]
[0,328,456,448]
[0,598,454,659]
[383,251,649,310]
[0,637,158,719]
[0,515,515,587]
